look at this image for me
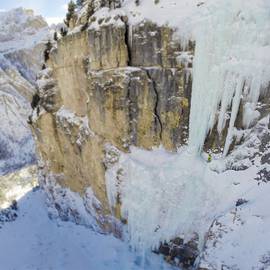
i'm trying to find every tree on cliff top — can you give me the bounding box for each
[86,1,95,20]
[60,27,68,37]
[65,0,76,27]
[53,32,58,41]
[76,0,85,6]
[44,40,52,62]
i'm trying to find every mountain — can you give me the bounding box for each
[0,1,269,269]
[0,8,50,175]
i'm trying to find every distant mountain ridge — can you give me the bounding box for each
[0,8,50,174]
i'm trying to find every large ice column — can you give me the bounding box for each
[106,147,219,252]
[189,0,270,154]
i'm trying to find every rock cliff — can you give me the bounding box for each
[32,11,193,225]
[31,1,270,269]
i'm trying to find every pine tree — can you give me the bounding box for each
[53,31,58,41]
[86,1,95,20]
[60,27,68,37]
[44,40,52,62]
[100,0,107,8]
[65,0,76,27]
[76,0,85,6]
[31,93,40,110]
[135,0,140,6]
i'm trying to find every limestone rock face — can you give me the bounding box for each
[88,22,128,70]
[88,67,189,150]
[130,21,184,68]
[32,17,193,228]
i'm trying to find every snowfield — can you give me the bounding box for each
[0,184,175,270]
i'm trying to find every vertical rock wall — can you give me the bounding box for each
[32,16,193,227]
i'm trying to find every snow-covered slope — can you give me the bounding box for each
[0,182,175,270]
[199,182,270,270]
[0,8,50,175]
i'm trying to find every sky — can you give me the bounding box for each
[0,0,68,25]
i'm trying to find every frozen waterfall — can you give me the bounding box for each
[189,0,270,155]
[106,0,270,256]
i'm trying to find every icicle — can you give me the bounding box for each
[189,0,270,154]
[223,77,244,156]
[217,72,237,134]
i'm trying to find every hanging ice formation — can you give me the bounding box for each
[189,0,270,155]
[105,0,270,255]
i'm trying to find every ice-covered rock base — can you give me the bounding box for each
[106,117,270,268]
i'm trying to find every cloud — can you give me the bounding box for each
[0,9,6,12]
[45,17,64,25]
[61,4,68,11]
[24,0,46,15]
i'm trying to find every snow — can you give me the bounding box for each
[0,165,37,208]
[1,2,269,269]
[0,8,50,174]
[106,145,262,251]
[39,170,100,231]
[0,184,176,270]
[116,0,270,155]
[199,182,270,269]
[106,139,270,269]
[105,112,270,265]
[88,7,125,31]
[56,106,95,146]
[56,106,93,135]
[122,0,199,44]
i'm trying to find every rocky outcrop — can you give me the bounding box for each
[31,4,270,269]
[156,236,199,269]
[32,13,193,228]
